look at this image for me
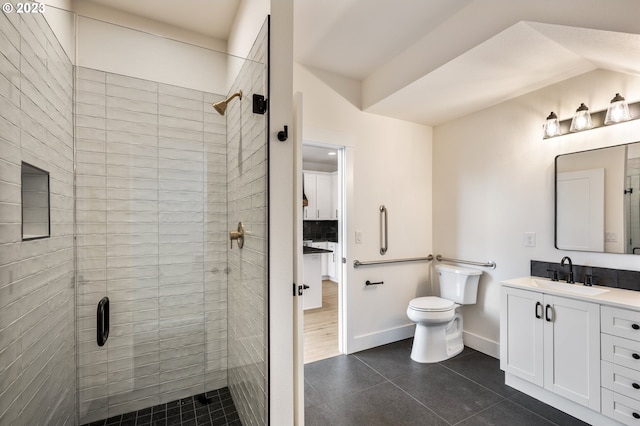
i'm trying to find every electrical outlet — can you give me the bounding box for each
[524,232,536,247]
[355,231,363,244]
[605,232,617,242]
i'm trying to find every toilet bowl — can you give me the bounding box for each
[407,264,482,363]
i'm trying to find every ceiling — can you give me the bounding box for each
[81,0,640,126]
[302,145,338,170]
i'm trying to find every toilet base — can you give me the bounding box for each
[410,312,463,363]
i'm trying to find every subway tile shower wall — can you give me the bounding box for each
[226,19,269,426]
[531,260,640,291]
[75,67,229,423]
[303,220,339,242]
[0,10,76,425]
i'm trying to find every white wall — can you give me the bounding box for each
[433,69,640,357]
[76,16,228,94]
[294,63,433,353]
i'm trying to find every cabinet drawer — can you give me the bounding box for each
[602,334,640,371]
[602,388,640,426]
[603,361,640,402]
[602,306,640,342]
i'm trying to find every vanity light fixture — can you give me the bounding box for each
[543,112,561,138]
[543,93,639,139]
[604,93,631,124]
[569,103,592,132]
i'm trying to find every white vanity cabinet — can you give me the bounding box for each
[601,306,640,424]
[500,286,601,410]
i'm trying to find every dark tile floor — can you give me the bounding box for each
[305,339,590,426]
[83,387,241,426]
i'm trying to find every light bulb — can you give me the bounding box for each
[543,112,561,138]
[569,103,592,132]
[604,93,631,124]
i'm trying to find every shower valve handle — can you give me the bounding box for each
[230,222,245,249]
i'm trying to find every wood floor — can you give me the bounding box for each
[304,280,340,364]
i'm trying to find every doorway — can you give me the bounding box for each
[301,143,345,363]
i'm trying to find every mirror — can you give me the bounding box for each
[555,142,640,254]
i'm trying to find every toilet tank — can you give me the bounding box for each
[435,264,482,304]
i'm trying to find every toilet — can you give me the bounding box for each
[407,264,482,363]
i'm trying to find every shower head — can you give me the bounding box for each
[212,90,243,115]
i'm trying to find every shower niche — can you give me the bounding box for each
[21,162,50,241]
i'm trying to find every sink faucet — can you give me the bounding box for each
[560,256,574,283]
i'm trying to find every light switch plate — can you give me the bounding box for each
[355,231,363,244]
[524,232,536,247]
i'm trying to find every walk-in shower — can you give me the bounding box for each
[0,8,269,426]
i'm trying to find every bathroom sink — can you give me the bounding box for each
[533,279,609,296]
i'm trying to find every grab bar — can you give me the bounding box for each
[379,205,388,255]
[97,297,109,347]
[436,254,496,269]
[354,255,433,268]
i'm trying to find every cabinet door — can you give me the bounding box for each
[543,294,600,410]
[315,173,332,219]
[310,242,328,276]
[500,287,544,386]
[303,172,317,220]
[327,242,337,280]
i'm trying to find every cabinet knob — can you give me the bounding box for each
[633,353,640,360]
[633,324,640,330]
[633,412,640,419]
[633,383,640,390]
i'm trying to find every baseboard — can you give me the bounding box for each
[462,330,499,359]
[506,374,618,426]
[347,323,415,354]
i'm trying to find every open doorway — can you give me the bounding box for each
[301,143,344,363]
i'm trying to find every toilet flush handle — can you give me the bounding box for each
[230,222,245,249]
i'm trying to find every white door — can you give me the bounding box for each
[556,169,605,251]
[293,92,305,426]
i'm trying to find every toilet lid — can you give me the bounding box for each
[409,296,455,312]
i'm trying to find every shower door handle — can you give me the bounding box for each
[97,297,109,347]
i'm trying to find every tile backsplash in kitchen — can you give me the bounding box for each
[303,220,338,242]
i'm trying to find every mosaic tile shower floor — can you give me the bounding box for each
[83,388,241,426]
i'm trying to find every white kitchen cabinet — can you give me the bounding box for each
[327,242,339,281]
[500,286,600,410]
[303,171,334,220]
[303,254,322,310]
[310,242,328,276]
[331,171,339,220]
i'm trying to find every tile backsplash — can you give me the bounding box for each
[303,220,338,242]
[531,260,640,291]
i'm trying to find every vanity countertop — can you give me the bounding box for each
[502,276,640,310]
